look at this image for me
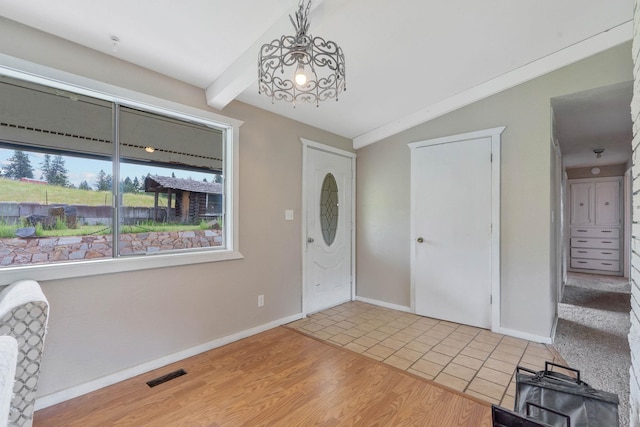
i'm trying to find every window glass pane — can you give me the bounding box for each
[117,106,225,256]
[0,76,113,267]
[320,173,338,246]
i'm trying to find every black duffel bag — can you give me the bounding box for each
[515,362,619,427]
[493,402,570,427]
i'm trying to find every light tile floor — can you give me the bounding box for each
[286,301,565,409]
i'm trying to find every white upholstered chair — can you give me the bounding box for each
[0,280,49,427]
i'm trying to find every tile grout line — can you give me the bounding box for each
[291,301,558,407]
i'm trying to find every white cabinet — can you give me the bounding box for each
[570,182,593,225]
[570,179,621,226]
[568,177,622,275]
[594,181,621,226]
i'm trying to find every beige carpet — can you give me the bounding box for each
[554,272,631,426]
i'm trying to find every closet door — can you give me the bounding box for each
[595,181,621,226]
[570,183,593,225]
[412,136,493,329]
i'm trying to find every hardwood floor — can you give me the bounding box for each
[34,327,492,426]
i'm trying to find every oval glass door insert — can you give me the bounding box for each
[320,173,339,246]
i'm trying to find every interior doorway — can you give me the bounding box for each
[551,81,633,285]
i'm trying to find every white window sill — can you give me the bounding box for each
[0,249,244,284]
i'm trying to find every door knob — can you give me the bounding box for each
[307,237,315,243]
[416,237,424,243]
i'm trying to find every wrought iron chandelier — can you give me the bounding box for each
[258,0,346,107]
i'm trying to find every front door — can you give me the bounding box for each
[303,141,354,314]
[410,129,501,329]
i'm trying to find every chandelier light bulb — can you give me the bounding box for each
[294,62,308,86]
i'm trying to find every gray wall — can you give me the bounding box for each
[0,18,353,398]
[356,42,633,338]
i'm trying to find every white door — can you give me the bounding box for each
[304,143,354,314]
[412,137,493,328]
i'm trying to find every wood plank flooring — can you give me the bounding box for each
[34,327,492,426]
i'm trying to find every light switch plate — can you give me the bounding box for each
[285,210,294,221]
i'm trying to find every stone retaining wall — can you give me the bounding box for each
[0,229,223,266]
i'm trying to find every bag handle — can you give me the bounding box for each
[526,401,571,427]
[516,365,538,376]
[544,361,581,384]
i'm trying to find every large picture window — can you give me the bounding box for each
[0,75,233,270]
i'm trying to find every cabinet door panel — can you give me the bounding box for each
[595,181,620,226]
[570,183,593,225]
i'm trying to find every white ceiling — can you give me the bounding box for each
[0,0,634,151]
[552,82,633,168]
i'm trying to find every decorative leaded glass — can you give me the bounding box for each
[320,173,339,246]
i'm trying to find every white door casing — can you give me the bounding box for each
[302,139,356,315]
[409,127,503,331]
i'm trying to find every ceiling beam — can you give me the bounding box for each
[206,0,329,111]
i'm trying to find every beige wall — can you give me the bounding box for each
[356,42,632,338]
[566,164,627,179]
[0,18,352,398]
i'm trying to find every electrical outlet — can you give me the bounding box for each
[258,294,264,307]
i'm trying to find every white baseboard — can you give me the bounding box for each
[493,326,553,344]
[355,296,412,313]
[549,314,559,344]
[35,313,303,410]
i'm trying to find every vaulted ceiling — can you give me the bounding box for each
[0,0,634,151]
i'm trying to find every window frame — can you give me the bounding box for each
[0,54,243,284]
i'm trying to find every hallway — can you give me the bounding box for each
[555,272,631,426]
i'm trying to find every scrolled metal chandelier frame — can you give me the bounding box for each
[258,0,346,107]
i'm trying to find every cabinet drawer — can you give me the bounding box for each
[570,248,619,260]
[570,238,619,250]
[570,259,620,272]
[570,227,619,238]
